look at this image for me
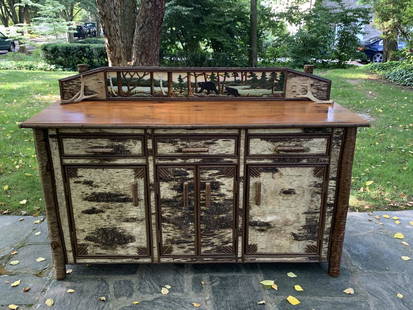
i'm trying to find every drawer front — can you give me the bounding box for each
[155,135,238,157]
[247,135,329,156]
[61,135,144,157]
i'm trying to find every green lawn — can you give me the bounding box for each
[0,68,412,215]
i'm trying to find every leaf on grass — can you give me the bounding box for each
[394,233,405,239]
[192,302,201,308]
[259,280,274,288]
[10,250,17,255]
[286,295,301,305]
[36,257,46,262]
[33,220,41,224]
[11,280,21,287]
[8,305,19,310]
[294,285,304,291]
[271,284,278,290]
[287,272,297,278]
[165,284,171,289]
[45,298,54,307]
[23,287,31,293]
[409,221,413,226]
[343,288,355,295]
[392,216,400,220]
[257,300,266,305]
[394,220,401,224]
[382,215,390,219]
[66,289,75,293]
[401,256,411,261]
[19,200,27,205]
[98,296,106,302]
[10,260,19,265]
[396,293,404,299]
[35,231,41,236]
[132,301,140,304]
[401,241,409,246]
[161,287,169,295]
[365,181,374,186]
[3,185,9,191]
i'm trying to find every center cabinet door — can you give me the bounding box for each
[65,166,150,258]
[245,165,327,257]
[156,165,237,258]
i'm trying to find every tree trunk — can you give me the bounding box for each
[249,0,258,67]
[383,37,398,62]
[132,0,165,66]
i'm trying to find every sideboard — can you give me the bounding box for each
[20,67,369,279]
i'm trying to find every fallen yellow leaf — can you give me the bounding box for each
[35,231,41,236]
[11,280,21,287]
[259,280,274,288]
[161,287,169,295]
[401,256,411,261]
[392,216,399,220]
[9,260,20,265]
[396,293,404,299]
[36,257,46,262]
[33,220,41,224]
[394,220,401,224]
[394,233,405,239]
[286,295,301,305]
[67,289,75,293]
[132,301,140,304]
[3,185,9,191]
[271,283,278,290]
[19,200,27,205]
[382,215,390,219]
[257,300,266,305]
[45,298,54,307]
[287,272,297,278]
[343,288,355,295]
[98,296,106,301]
[365,181,374,186]
[8,304,18,310]
[165,284,171,289]
[192,302,201,308]
[409,221,413,226]
[294,284,304,291]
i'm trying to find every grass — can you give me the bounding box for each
[0,67,412,215]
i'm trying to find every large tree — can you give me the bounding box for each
[96,0,165,66]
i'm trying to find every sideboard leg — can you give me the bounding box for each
[328,127,357,278]
[33,129,66,280]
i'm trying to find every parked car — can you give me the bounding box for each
[358,37,407,63]
[83,22,97,37]
[74,23,97,39]
[0,32,15,52]
[74,25,87,39]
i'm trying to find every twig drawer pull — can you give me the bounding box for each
[205,182,211,208]
[131,182,139,206]
[255,182,261,206]
[181,147,209,153]
[183,182,189,208]
[274,146,306,153]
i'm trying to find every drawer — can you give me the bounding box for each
[247,135,329,156]
[154,135,238,157]
[60,135,144,157]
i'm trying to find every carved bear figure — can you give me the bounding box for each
[197,81,219,94]
[225,86,240,97]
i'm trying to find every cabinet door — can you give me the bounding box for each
[199,166,237,256]
[157,166,196,256]
[65,166,149,258]
[245,165,327,256]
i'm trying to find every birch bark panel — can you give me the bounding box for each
[156,137,236,156]
[248,137,328,155]
[62,137,143,156]
[321,128,344,258]
[247,166,325,254]
[67,167,148,257]
[199,166,236,255]
[157,166,196,256]
[285,73,330,100]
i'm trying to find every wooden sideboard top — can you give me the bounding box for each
[20,100,369,129]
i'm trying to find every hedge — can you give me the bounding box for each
[41,43,107,70]
[367,61,413,87]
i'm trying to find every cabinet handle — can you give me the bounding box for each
[181,147,209,153]
[131,182,139,206]
[255,182,261,206]
[205,182,211,208]
[274,146,306,153]
[183,182,189,208]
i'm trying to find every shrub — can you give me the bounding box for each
[76,38,105,45]
[367,61,413,87]
[0,50,60,71]
[41,43,107,70]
